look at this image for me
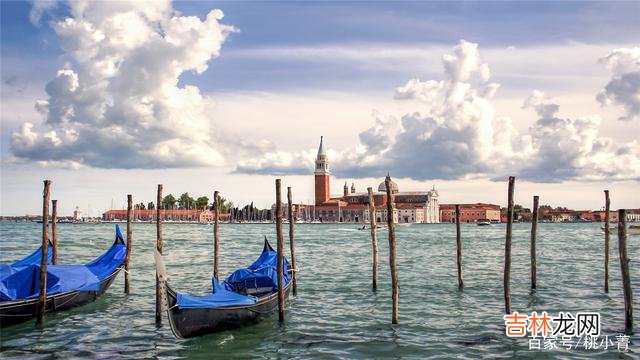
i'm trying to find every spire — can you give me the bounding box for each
[317,136,326,158]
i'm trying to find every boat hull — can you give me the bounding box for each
[166,282,292,338]
[0,267,122,327]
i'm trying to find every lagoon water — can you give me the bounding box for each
[0,221,638,359]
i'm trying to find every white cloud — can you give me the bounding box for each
[596,46,640,120]
[29,0,58,26]
[521,90,640,182]
[12,0,237,169]
[236,40,640,183]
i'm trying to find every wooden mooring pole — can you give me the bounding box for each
[531,195,539,290]
[51,199,58,265]
[37,180,51,325]
[385,176,399,324]
[275,179,285,322]
[155,184,163,326]
[213,190,220,281]
[367,187,378,291]
[455,204,463,289]
[617,209,633,334]
[504,176,515,314]
[604,190,610,293]
[287,187,298,296]
[125,194,133,294]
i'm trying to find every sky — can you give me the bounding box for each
[1,0,639,216]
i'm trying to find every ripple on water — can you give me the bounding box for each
[0,222,638,358]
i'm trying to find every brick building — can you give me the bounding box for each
[440,203,501,223]
[102,209,230,222]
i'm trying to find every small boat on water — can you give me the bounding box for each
[0,225,126,327]
[477,219,491,226]
[357,224,389,231]
[156,238,292,338]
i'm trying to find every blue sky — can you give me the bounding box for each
[1,1,639,215]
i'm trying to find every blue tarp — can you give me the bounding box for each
[175,244,290,309]
[224,248,290,293]
[0,225,126,302]
[176,279,256,309]
[0,243,53,280]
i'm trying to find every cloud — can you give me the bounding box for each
[12,0,236,169]
[235,40,640,183]
[596,46,640,120]
[520,91,640,182]
[3,75,27,93]
[29,0,58,26]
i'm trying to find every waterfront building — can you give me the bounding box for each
[306,136,440,223]
[439,203,501,223]
[73,206,83,221]
[102,209,230,222]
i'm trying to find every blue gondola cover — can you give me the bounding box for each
[0,226,126,302]
[0,243,53,280]
[175,246,290,310]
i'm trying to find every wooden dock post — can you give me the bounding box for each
[275,179,285,322]
[604,190,610,293]
[455,204,463,289]
[155,184,163,326]
[37,180,51,325]
[125,194,133,294]
[531,195,539,290]
[385,176,399,324]
[504,176,515,314]
[213,190,220,281]
[367,187,378,291]
[51,199,58,265]
[287,187,298,296]
[617,209,633,334]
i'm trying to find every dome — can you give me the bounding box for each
[378,178,399,193]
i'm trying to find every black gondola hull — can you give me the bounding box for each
[165,282,292,338]
[0,267,122,327]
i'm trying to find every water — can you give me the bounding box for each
[0,221,638,359]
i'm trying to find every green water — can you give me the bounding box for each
[0,222,638,359]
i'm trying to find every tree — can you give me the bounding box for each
[138,202,146,210]
[147,201,155,210]
[539,205,553,212]
[177,192,195,210]
[162,194,176,209]
[196,196,209,210]
[220,198,233,213]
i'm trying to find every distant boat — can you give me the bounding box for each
[358,224,389,230]
[477,219,491,226]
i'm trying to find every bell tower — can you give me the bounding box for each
[314,136,330,205]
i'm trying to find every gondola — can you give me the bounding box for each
[0,225,127,327]
[155,238,292,338]
[0,241,53,280]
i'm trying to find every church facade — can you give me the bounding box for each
[311,137,440,223]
